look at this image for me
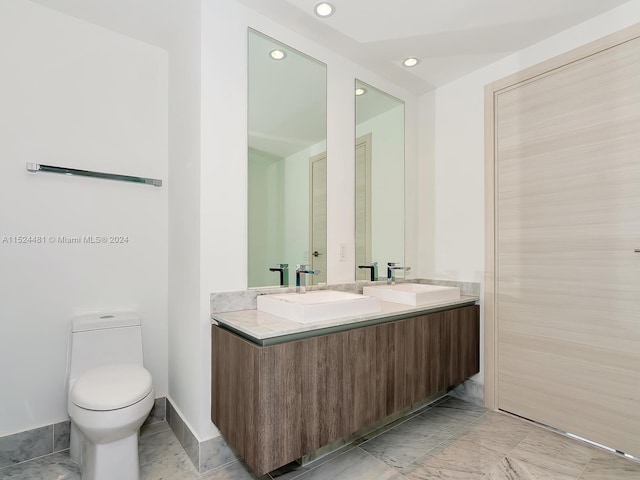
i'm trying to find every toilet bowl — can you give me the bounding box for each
[67,314,154,480]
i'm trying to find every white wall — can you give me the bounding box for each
[195,0,419,440]
[166,0,202,442]
[426,0,640,386]
[0,0,168,436]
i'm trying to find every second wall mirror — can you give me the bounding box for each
[248,29,327,288]
[355,80,405,281]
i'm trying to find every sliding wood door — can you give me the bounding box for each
[493,30,640,456]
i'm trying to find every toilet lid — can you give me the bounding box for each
[71,364,152,411]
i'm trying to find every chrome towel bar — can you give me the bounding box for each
[26,163,162,187]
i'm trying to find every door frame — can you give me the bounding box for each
[309,151,327,285]
[483,22,640,410]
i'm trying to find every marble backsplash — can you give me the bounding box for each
[211,278,480,314]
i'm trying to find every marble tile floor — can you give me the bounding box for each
[2,397,639,480]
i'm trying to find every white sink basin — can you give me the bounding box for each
[362,283,460,306]
[257,290,381,324]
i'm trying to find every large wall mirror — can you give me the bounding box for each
[355,80,405,281]
[248,29,327,288]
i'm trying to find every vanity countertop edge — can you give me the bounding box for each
[211,295,479,346]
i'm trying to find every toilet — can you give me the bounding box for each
[67,313,154,480]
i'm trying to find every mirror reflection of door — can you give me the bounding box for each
[355,134,372,281]
[309,153,327,285]
[354,80,405,281]
[247,29,327,288]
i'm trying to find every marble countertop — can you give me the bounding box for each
[211,295,479,345]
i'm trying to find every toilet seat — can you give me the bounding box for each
[71,364,152,411]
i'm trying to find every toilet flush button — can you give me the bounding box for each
[71,364,152,411]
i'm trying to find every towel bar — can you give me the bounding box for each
[26,163,162,187]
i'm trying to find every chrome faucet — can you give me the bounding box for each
[269,263,289,286]
[358,262,378,281]
[387,262,411,285]
[296,264,320,293]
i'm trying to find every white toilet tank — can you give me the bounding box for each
[69,313,145,389]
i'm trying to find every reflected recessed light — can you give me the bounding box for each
[314,2,335,17]
[269,49,286,60]
[355,87,367,96]
[403,57,419,67]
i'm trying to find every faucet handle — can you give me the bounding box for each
[296,264,320,274]
[387,262,409,270]
[387,262,410,284]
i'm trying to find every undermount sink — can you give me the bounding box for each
[362,283,460,306]
[256,290,381,324]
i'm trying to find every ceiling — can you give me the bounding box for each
[30,0,630,93]
[237,0,631,93]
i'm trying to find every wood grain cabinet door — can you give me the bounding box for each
[212,304,479,475]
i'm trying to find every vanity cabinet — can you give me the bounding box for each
[211,304,479,475]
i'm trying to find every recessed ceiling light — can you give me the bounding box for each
[314,2,335,17]
[403,57,419,67]
[355,87,367,96]
[269,49,286,60]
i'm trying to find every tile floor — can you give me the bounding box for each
[2,397,639,480]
